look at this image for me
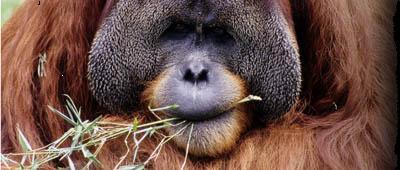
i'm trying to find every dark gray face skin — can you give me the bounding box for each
[88,0,301,121]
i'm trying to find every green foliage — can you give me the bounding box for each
[1,94,261,169]
[1,95,184,169]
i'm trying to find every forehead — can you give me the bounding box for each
[150,0,280,24]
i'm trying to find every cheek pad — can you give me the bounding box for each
[88,0,186,112]
[226,9,301,120]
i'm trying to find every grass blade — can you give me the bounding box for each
[118,164,145,170]
[17,128,32,152]
[48,105,77,126]
[180,123,194,170]
[67,156,76,170]
[81,146,101,165]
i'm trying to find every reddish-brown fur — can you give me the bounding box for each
[1,0,397,169]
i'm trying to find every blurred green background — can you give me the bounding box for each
[2,0,23,25]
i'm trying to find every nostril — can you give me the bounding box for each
[198,69,208,82]
[183,66,209,83]
[183,69,195,83]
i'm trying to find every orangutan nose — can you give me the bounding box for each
[182,60,209,84]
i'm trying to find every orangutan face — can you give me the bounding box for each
[89,0,300,156]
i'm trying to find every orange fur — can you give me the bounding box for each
[1,0,397,169]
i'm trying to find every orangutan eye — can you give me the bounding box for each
[212,27,225,35]
[204,26,234,44]
[173,23,190,33]
[161,22,194,40]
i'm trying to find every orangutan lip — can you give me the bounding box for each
[166,108,233,122]
[169,111,232,134]
[186,111,229,122]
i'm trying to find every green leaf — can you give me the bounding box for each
[65,105,75,121]
[19,162,25,169]
[37,53,47,77]
[17,128,32,152]
[168,104,179,110]
[82,116,102,135]
[236,95,262,104]
[50,128,74,147]
[67,156,76,170]
[149,127,156,137]
[149,104,180,112]
[132,117,139,132]
[17,128,32,169]
[48,105,77,126]
[117,164,145,170]
[248,95,262,101]
[63,94,83,125]
[71,125,83,149]
[0,153,16,167]
[81,146,101,165]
